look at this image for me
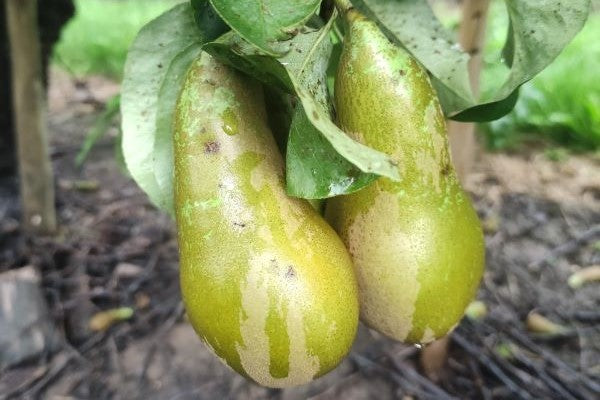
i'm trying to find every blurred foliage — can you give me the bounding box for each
[479,2,600,151]
[53,0,180,79]
[75,95,120,166]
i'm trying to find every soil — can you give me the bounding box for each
[0,70,598,400]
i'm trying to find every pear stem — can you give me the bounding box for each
[333,0,353,13]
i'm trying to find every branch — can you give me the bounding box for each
[529,224,600,268]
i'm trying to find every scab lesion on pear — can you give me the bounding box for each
[204,140,221,154]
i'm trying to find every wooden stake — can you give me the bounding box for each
[6,0,56,233]
[447,0,491,181]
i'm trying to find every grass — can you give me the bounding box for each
[53,0,180,79]
[479,2,600,151]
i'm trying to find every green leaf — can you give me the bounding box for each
[326,30,343,98]
[121,4,198,211]
[208,0,321,55]
[153,43,204,215]
[263,86,295,153]
[502,20,515,68]
[283,12,379,198]
[190,0,229,39]
[121,3,224,213]
[286,106,378,198]
[352,0,475,115]
[204,21,400,192]
[291,75,399,181]
[453,0,590,121]
[76,95,120,167]
[113,129,128,176]
[352,0,590,122]
[203,34,292,90]
[452,87,520,123]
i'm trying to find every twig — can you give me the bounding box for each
[13,353,73,400]
[486,339,554,398]
[79,331,108,353]
[573,310,600,323]
[452,332,534,400]
[467,358,493,400]
[507,327,600,394]
[138,302,185,383]
[350,353,422,397]
[0,366,48,400]
[511,351,579,400]
[529,225,600,268]
[388,352,457,400]
[125,245,163,296]
[351,353,456,400]
[462,325,551,398]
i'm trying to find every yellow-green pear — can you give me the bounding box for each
[174,54,359,387]
[325,10,485,344]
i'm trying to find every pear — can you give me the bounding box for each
[174,54,359,387]
[325,10,485,344]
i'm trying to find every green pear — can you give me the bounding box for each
[173,54,359,387]
[325,10,485,344]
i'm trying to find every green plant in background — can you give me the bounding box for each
[53,0,180,79]
[53,1,181,166]
[75,95,121,166]
[480,2,600,151]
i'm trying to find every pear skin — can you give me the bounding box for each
[326,10,485,344]
[174,55,359,387]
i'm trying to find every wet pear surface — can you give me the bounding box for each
[174,55,359,387]
[325,11,485,344]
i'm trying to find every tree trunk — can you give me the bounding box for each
[6,0,57,233]
[0,0,74,176]
[0,2,15,176]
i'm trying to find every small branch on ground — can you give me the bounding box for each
[529,224,600,268]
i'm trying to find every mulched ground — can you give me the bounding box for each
[0,71,598,400]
